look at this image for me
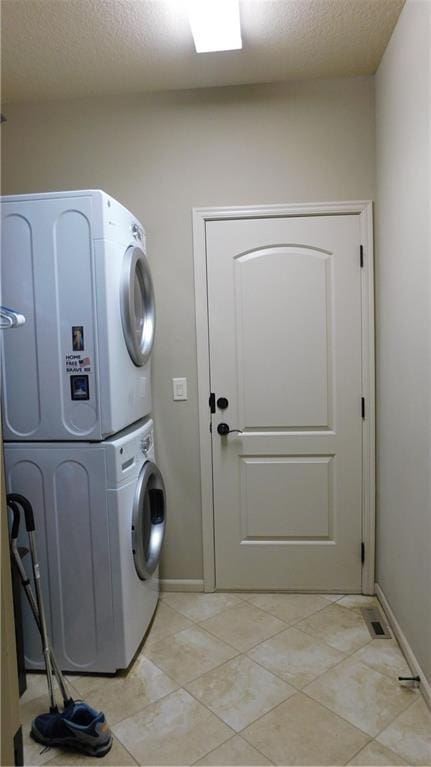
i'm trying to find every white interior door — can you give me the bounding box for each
[206,214,364,591]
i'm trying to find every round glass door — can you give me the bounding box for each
[132,461,166,580]
[121,246,155,366]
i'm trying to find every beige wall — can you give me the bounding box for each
[1,76,376,581]
[375,0,431,682]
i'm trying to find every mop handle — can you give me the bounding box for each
[7,494,56,711]
[9,501,72,707]
[8,492,36,532]
[10,499,22,540]
[7,494,72,712]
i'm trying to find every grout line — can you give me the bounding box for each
[351,650,413,683]
[110,688,209,760]
[257,599,373,639]
[233,594,339,629]
[141,633,243,685]
[185,683,280,765]
[105,680,181,730]
[365,692,422,742]
[160,592,249,624]
[245,642,351,692]
[184,655,296,729]
[299,684,373,739]
[288,606,374,652]
[188,734,237,766]
[66,602,370,701]
[299,658,420,742]
[188,734,235,767]
[156,600,202,623]
[110,734,140,766]
[237,733,277,767]
[110,728,145,764]
[340,735,408,767]
[238,689,365,761]
[183,676,298,764]
[297,630,374,661]
[189,732,276,767]
[193,604,291,650]
[160,595,362,658]
[143,620,243,658]
[198,622,290,653]
[341,739,370,766]
[176,687,236,756]
[238,591,347,600]
[201,626,288,655]
[161,591,343,628]
[149,599,375,695]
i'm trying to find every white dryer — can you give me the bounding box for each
[4,419,165,673]
[1,190,155,441]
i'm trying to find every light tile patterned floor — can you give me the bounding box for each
[20,592,431,766]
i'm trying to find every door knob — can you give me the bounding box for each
[217,397,229,410]
[217,422,243,436]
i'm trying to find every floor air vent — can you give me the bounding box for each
[361,607,391,639]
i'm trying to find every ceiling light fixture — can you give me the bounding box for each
[186,0,242,53]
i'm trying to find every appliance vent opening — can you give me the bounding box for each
[361,606,391,639]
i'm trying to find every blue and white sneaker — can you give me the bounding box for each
[31,700,112,757]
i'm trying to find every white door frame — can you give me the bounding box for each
[193,201,375,594]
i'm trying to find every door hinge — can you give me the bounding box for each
[361,542,365,564]
[209,392,216,414]
[360,245,364,268]
[361,397,365,419]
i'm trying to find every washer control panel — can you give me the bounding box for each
[107,420,154,486]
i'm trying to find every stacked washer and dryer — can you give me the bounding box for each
[1,190,166,673]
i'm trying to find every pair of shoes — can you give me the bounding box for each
[31,700,113,758]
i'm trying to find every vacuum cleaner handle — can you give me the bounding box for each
[7,493,36,532]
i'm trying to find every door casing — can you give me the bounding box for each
[192,201,375,594]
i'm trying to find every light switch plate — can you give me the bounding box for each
[172,377,187,401]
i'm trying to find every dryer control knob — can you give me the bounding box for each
[141,435,152,455]
[132,223,143,241]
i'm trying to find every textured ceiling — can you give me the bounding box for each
[2,0,404,104]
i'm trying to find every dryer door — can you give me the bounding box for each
[121,245,155,366]
[132,461,166,580]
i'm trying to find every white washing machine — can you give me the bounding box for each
[1,189,155,441]
[4,419,165,673]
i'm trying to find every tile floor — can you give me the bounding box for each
[20,592,431,766]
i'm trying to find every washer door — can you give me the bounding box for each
[121,245,155,367]
[132,461,166,580]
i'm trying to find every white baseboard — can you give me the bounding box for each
[375,583,431,710]
[159,579,204,593]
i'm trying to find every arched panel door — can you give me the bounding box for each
[206,214,363,591]
[132,461,166,580]
[121,246,155,367]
